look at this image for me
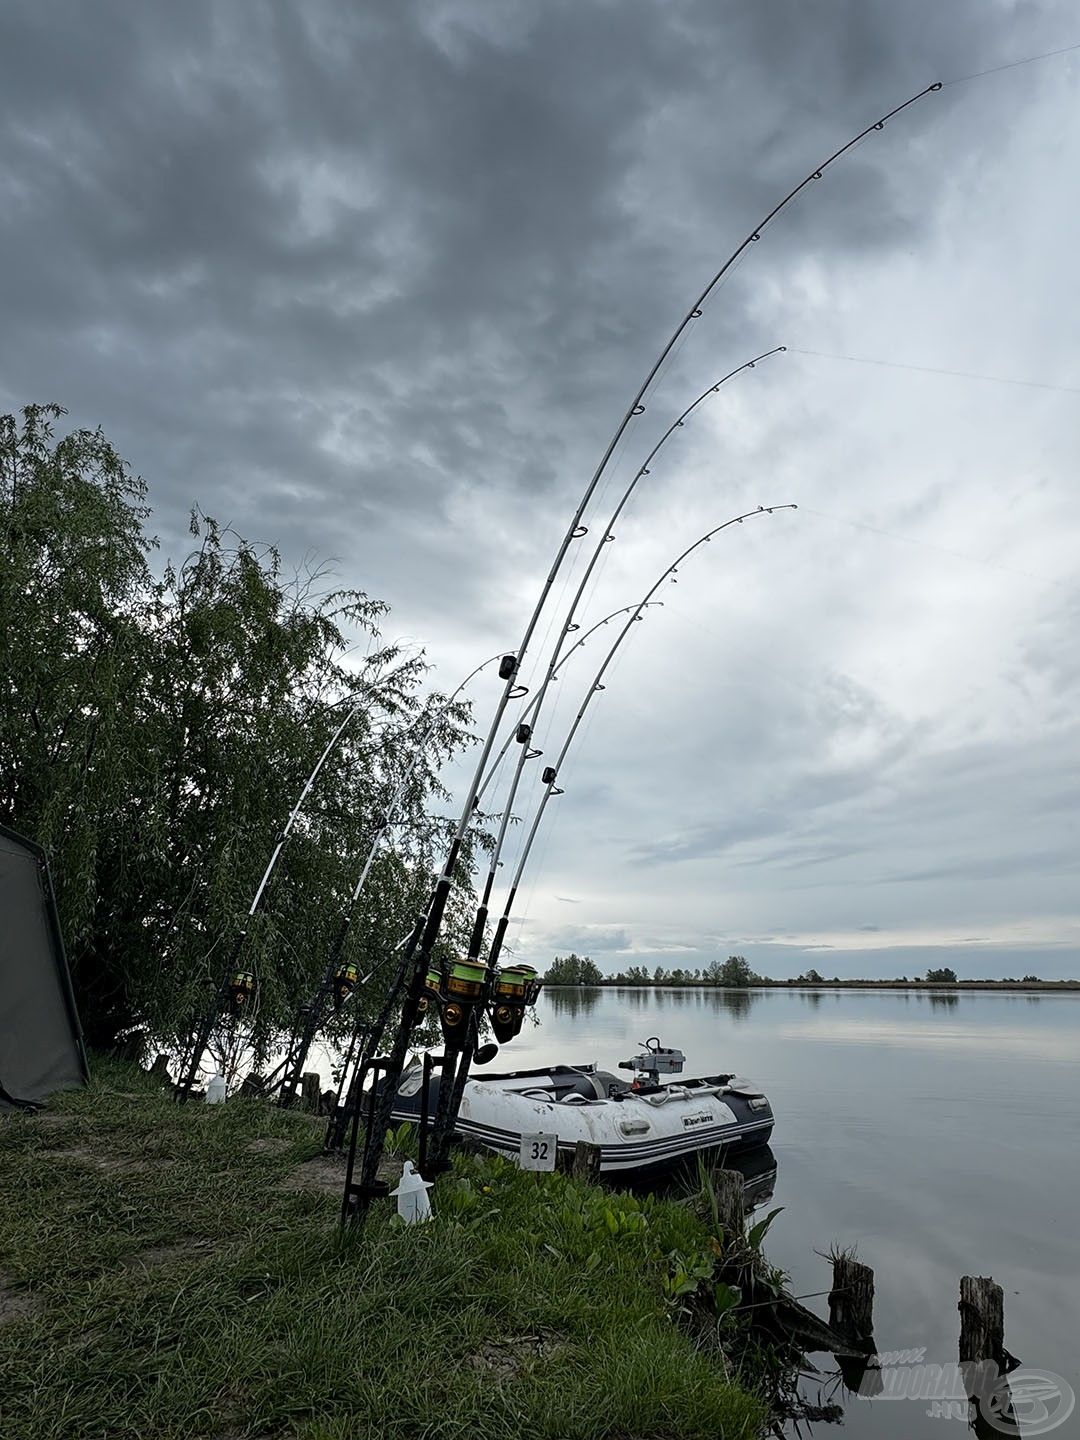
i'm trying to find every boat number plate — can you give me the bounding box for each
[519,1132,557,1171]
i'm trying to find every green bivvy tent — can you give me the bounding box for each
[0,824,89,1109]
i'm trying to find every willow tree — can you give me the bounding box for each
[1,405,478,1048]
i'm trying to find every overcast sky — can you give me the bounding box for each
[3,1,1077,979]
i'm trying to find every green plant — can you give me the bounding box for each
[384,1121,417,1160]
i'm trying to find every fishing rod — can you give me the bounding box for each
[426,504,797,1166]
[173,659,415,1103]
[472,349,784,814]
[467,346,785,975]
[326,919,420,1153]
[269,651,506,1108]
[476,600,667,807]
[345,80,940,1216]
[323,599,665,1148]
[343,349,778,1184]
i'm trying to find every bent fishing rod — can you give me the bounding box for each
[269,651,507,1107]
[427,504,797,1166]
[324,599,665,1147]
[174,658,417,1102]
[346,81,940,1214]
[336,348,778,1161]
[454,77,943,984]
[470,346,785,967]
[473,349,784,815]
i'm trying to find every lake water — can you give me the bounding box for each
[507,986,1080,1438]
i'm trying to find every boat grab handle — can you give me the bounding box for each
[643,1085,689,1106]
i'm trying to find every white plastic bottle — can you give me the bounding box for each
[205,1073,227,1105]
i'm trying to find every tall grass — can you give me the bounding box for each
[0,1059,765,1439]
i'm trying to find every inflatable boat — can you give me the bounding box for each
[390,1038,774,1178]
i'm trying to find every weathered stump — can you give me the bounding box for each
[149,1054,173,1086]
[959,1275,1005,1367]
[300,1072,322,1114]
[959,1277,1019,1438]
[710,1166,746,1244]
[570,1141,602,1183]
[829,1249,875,1351]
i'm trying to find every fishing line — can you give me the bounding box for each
[660,601,836,711]
[502,505,798,925]
[470,94,943,933]
[789,347,1080,396]
[505,608,628,921]
[512,619,629,928]
[350,82,941,1215]
[479,347,786,953]
[942,39,1080,87]
[425,506,797,1168]
[797,503,1058,587]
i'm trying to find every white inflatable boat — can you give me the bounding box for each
[390,1038,774,1178]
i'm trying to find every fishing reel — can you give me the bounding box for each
[331,960,359,1011]
[438,958,488,1048]
[413,968,443,1029]
[488,964,543,1042]
[223,970,256,1019]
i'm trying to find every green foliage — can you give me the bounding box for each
[383,1122,417,1160]
[544,952,603,985]
[620,964,651,985]
[544,950,604,984]
[925,966,958,983]
[1,405,480,1047]
[747,1207,784,1252]
[704,955,761,988]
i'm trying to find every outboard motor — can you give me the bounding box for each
[618,1036,685,1083]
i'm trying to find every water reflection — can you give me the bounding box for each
[545,986,602,1018]
[636,1143,778,1216]
[523,985,1080,1440]
[928,992,959,1009]
[713,988,759,1021]
[598,985,768,1021]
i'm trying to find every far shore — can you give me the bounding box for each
[545,979,1080,992]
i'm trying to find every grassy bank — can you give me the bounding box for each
[0,1060,766,1440]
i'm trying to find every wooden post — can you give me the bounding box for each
[710,1166,746,1244]
[959,1275,1005,1367]
[300,1072,322,1114]
[829,1249,875,1351]
[149,1054,173,1086]
[571,1141,602,1183]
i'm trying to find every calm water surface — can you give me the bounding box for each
[510,987,1080,1438]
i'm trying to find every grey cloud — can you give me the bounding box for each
[2,0,1077,980]
[548,925,632,954]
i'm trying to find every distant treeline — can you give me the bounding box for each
[544,954,1077,990]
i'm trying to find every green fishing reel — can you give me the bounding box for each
[489,964,542,1042]
[438,958,488,1045]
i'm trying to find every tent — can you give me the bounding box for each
[0,824,89,1109]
